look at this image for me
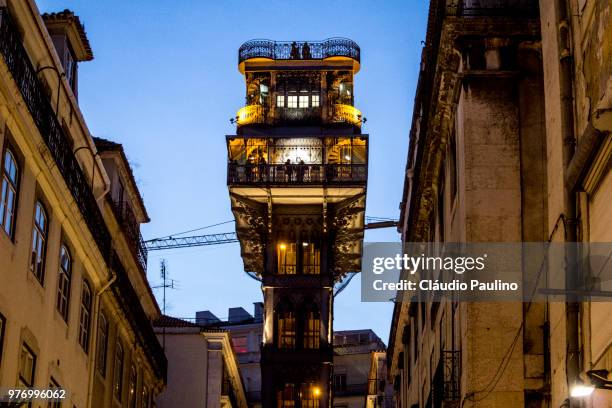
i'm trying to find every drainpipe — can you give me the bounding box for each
[555,0,580,400]
[86,268,117,407]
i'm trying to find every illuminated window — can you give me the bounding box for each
[232,336,248,353]
[19,343,36,387]
[56,245,72,321]
[113,341,124,400]
[303,309,320,349]
[277,307,296,349]
[277,383,295,407]
[287,95,298,108]
[302,243,320,274]
[96,312,109,376]
[299,95,309,108]
[300,383,321,408]
[311,94,320,107]
[79,281,92,352]
[1,148,19,238]
[30,202,48,284]
[276,95,285,107]
[277,243,297,274]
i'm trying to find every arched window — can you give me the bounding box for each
[30,202,48,283]
[56,245,72,321]
[276,300,296,349]
[1,148,19,237]
[303,302,320,349]
[78,280,92,351]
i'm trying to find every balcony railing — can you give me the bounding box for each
[334,383,368,397]
[239,38,360,64]
[234,104,362,128]
[111,199,148,272]
[446,0,539,16]
[0,8,166,380]
[333,104,363,127]
[228,163,367,186]
[443,350,461,401]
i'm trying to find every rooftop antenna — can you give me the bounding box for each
[152,259,178,349]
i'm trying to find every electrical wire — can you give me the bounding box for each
[151,220,235,240]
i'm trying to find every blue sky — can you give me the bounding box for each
[36,0,428,343]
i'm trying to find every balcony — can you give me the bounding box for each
[234,104,362,128]
[446,0,539,16]
[238,38,360,64]
[111,199,148,272]
[334,383,368,397]
[228,163,366,186]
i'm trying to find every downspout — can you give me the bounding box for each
[86,268,117,407]
[555,0,580,398]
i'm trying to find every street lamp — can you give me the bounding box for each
[569,383,595,398]
[569,370,612,400]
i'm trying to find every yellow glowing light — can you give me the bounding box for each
[333,104,362,127]
[279,243,287,250]
[302,242,309,247]
[313,387,321,397]
[236,105,265,126]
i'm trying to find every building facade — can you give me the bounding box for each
[388,0,611,407]
[0,1,166,407]
[227,39,368,407]
[154,316,248,408]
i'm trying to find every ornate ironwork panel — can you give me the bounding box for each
[239,38,360,64]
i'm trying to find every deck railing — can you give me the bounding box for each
[228,163,367,185]
[235,104,362,128]
[239,38,360,64]
[447,0,538,16]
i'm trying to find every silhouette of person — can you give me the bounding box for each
[290,42,300,59]
[258,153,266,182]
[297,159,305,182]
[302,42,311,59]
[285,159,293,182]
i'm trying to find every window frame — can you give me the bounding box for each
[56,244,72,322]
[128,364,137,408]
[78,280,92,352]
[30,201,49,284]
[0,146,19,239]
[18,342,36,387]
[47,377,61,408]
[0,313,5,366]
[96,312,109,376]
[113,340,124,401]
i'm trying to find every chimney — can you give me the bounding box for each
[228,307,251,323]
[253,302,263,322]
[195,310,220,325]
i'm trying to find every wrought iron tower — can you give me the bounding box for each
[226,38,368,408]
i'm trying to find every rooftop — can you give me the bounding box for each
[42,9,93,61]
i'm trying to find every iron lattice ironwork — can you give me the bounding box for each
[446,0,539,16]
[0,8,165,379]
[111,199,148,270]
[239,38,360,64]
[443,350,461,401]
[227,163,367,186]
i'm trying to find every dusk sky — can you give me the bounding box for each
[36,0,429,343]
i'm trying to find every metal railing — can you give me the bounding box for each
[239,38,360,64]
[0,8,166,379]
[334,383,368,396]
[111,200,148,271]
[447,0,538,16]
[443,350,461,401]
[228,163,367,185]
[235,104,362,128]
